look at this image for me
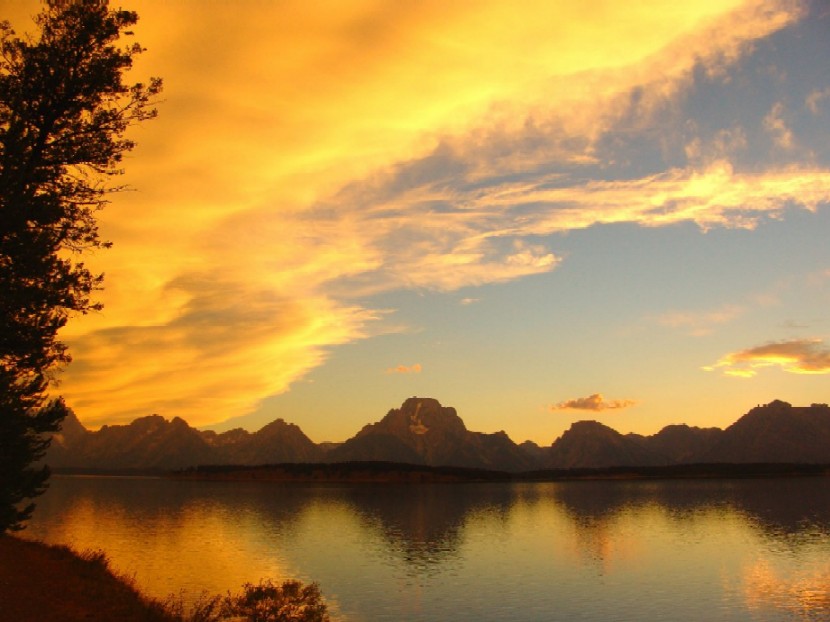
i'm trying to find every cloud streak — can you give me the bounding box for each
[656,304,745,336]
[706,339,830,377]
[385,364,422,375]
[551,394,637,412]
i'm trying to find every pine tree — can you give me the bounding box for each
[0,0,160,531]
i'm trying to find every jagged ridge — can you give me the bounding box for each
[46,398,830,472]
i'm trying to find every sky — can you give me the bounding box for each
[9,0,830,444]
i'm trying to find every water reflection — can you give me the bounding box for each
[341,484,516,573]
[26,475,830,621]
[548,477,830,544]
[740,559,830,620]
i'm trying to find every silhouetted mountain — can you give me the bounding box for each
[643,424,724,463]
[329,397,535,472]
[50,414,217,470]
[471,429,536,471]
[545,420,667,468]
[702,400,830,463]
[318,441,343,454]
[47,399,830,473]
[46,409,90,466]
[518,440,547,463]
[203,418,324,464]
[200,427,249,449]
[540,403,830,469]
[48,414,321,471]
[325,434,425,464]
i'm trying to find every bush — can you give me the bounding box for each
[221,579,330,622]
[164,579,331,622]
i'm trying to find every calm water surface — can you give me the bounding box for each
[24,475,830,621]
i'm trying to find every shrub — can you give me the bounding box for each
[164,579,331,622]
[221,579,330,622]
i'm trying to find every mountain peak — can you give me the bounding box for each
[397,397,466,436]
[355,397,468,442]
[566,420,612,433]
[703,400,830,463]
[332,397,531,471]
[547,419,665,468]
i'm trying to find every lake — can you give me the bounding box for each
[23,475,830,621]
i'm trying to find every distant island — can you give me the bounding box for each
[47,398,830,476]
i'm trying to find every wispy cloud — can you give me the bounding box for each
[806,88,830,115]
[685,127,748,166]
[656,304,745,336]
[551,394,637,412]
[705,338,830,377]
[763,102,794,150]
[456,161,830,233]
[385,363,422,375]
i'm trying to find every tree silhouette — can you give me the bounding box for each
[0,0,160,531]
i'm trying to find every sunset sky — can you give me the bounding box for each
[10,0,830,444]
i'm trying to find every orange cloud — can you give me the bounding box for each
[385,363,422,375]
[706,339,830,378]
[551,394,637,412]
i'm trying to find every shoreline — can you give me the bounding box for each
[54,461,830,483]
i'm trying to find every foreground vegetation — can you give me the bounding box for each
[0,536,330,621]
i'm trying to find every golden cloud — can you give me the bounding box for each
[705,339,830,377]
[551,394,637,412]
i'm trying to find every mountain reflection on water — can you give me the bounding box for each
[26,475,830,621]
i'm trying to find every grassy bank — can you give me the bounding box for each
[0,536,330,621]
[0,535,173,621]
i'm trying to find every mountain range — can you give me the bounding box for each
[46,397,830,473]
